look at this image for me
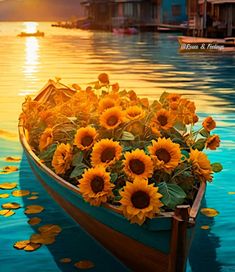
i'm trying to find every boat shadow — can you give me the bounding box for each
[188,197,222,272]
[19,152,129,272]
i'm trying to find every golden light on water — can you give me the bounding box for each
[23,22,38,34]
[24,37,39,78]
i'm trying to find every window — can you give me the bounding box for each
[172,5,181,17]
[123,3,133,17]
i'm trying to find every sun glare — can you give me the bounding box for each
[24,37,39,77]
[23,22,38,34]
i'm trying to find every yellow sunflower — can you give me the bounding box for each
[123,149,153,180]
[98,97,119,113]
[206,135,220,150]
[148,138,181,172]
[98,73,109,85]
[74,127,97,150]
[39,128,53,151]
[167,93,181,103]
[91,139,122,167]
[120,179,163,225]
[152,109,175,130]
[79,167,114,206]
[52,143,73,175]
[100,107,124,130]
[189,149,213,182]
[125,106,145,121]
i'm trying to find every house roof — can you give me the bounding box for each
[199,0,235,4]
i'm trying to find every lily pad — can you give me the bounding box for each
[201,208,219,217]
[25,205,44,214]
[74,260,95,269]
[13,240,30,250]
[1,202,21,209]
[0,182,17,190]
[28,217,42,226]
[12,190,30,197]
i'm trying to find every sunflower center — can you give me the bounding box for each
[90,176,104,193]
[157,115,168,126]
[101,147,116,163]
[129,159,145,175]
[155,148,171,163]
[81,135,93,147]
[107,115,118,126]
[131,190,150,209]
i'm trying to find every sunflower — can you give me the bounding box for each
[150,122,161,137]
[52,143,73,175]
[91,139,122,167]
[123,149,153,180]
[167,93,181,103]
[177,98,196,125]
[100,107,124,130]
[98,97,119,113]
[39,128,53,151]
[74,127,97,150]
[79,167,114,206]
[148,138,181,172]
[112,83,119,92]
[152,109,175,130]
[189,149,213,182]
[98,73,109,85]
[206,135,220,150]
[125,106,145,121]
[120,179,163,225]
[202,116,216,131]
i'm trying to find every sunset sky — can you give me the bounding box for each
[0,0,85,21]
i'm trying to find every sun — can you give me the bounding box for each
[23,22,38,34]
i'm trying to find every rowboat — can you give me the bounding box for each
[178,36,235,52]
[17,31,45,37]
[18,82,206,272]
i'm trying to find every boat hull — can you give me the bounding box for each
[19,121,206,272]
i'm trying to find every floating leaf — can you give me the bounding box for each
[2,166,18,173]
[0,209,15,217]
[31,192,39,195]
[25,205,44,214]
[228,192,235,195]
[201,208,219,217]
[0,193,9,198]
[24,242,41,251]
[38,224,62,236]
[30,233,55,245]
[0,182,17,190]
[201,225,210,230]
[211,162,223,173]
[1,202,21,209]
[60,258,72,263]
[74,260,95,269]
[158,182,186,209]
[5,157,21,162]
[28,217,42,226]
[13,240,30,250]
[27,196,39,200]
[12,190,30,197]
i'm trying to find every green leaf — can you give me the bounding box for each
[158,182,186,209]
[200,128,210,138]
[70,163,88,178]
[110,173,118,183]
[121,131,135,141]
[72,151,83,166]
[159,91,169,104]
[211,162,223,173]
[181,150,189,158]
[193,138,206,151]
[39,144,57,160]
[174,121,187,133]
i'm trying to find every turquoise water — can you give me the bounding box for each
[0,22,235,271]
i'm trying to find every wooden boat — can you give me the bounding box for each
[18,83,206,272]
[113,27,138,35]
[178,36,235,52]
[17,30,45,37]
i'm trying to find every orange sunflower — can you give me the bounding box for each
[91,139,122,167]
[39,128,53,151]
[205,135,220,150]
[125,106,145,121]
[123,149,153,180]
[202,116,216,131]
[98,97,119,113]
[52,143,73,175]
[100,107,124,130]
[120,179,163,225]
[79,167,114,206]
[98,73,109,85]
[189,149,213,182]
[167,93,181,104]
[74,127,97,150]
[152,109,175,130]
[148,138,181,172]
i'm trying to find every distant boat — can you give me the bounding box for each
[178,36,235,52]
[113,27,138,35]
[17,30,45,37]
